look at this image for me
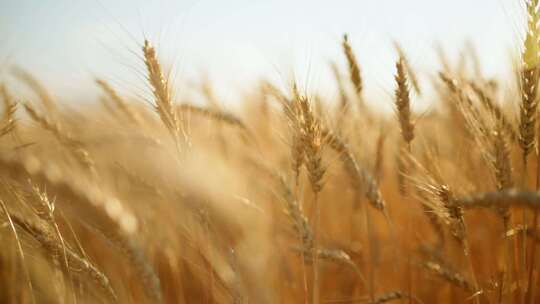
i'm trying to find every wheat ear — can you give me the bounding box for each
[95,79,141,125]
[142,40,184,152]
[394,57,415,147]
[422,261,474,292]
[0,86,16,138]
[469,81,517,141]
[23,103,96,175]
[519,0,540,166]
[342,34,364,108]
[323,128,386,211]
[295,95,325,304]
[0,153,138,235]
[11,67,57,113]
[9,213,117,301]
[394,42,421,95]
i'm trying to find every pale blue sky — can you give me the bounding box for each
[0,0,527,109]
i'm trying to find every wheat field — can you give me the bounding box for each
[1,1,540,304]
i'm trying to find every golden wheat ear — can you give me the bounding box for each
[11,67,57,113]
[519,0,540,165]
[0,85,17,137]
[422,260,474,292]
[291,93,326,304]
[9,213,118,301]
[394,57,415,148]
[342,33,369,117]
[469,81,517,141]
[142,40,184,152]
[23,103,96,175]
[95,79,142,125]
[394,42,421,96]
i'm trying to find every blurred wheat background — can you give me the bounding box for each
[1,0,540,303]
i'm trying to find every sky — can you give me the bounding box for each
[0,0,529,109]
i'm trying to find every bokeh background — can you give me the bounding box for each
[0,0,527,109]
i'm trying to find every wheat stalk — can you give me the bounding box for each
[0,199,36,304]
[492,126,514,228]
[452,189,540,210]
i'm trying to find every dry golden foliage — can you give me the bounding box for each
[2,2,540,304]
